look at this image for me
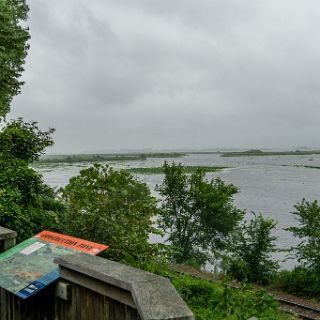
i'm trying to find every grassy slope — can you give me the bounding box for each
[130,261,295,320]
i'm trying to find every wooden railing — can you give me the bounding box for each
[0,227,194,320]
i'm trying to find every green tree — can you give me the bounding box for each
[59,164,159,261]
[0,118,55,161]
[224,212,278,285]
[276,200,320,298]
[0,0,30,118]
[157,162,244,266]
[0,120,62,241]
[0,1,62,241]
[287,199,320,272]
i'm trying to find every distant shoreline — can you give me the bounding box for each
[222,150,320,157]
[124,165,229,174]
[34,149,320,165]
[34,152,187,165]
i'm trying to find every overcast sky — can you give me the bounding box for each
[10,0,320,153]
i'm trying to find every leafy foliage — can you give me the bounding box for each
[171,276,283,320]
[276,267,320,298]
[224,212,278,285]
[59,164,159,261]
[0,0,30,118]
[286,199,320,273]
[0,0,61,241]
[157,162,244,266]
[0,159,63,242]
[169,273,290,320]
[121,258,291,320]
[278,199,320,298]
[0,119,60,241]
[0,118,55,161]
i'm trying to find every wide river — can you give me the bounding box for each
[37,153,320,269]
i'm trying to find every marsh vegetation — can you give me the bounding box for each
[222,149,320,157]
[124,165,228,174]
[35,152,187,165]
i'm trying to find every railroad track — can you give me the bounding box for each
[168,264,320,320]
[275,296,320,320]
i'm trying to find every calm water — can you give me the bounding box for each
[37,153,320,269]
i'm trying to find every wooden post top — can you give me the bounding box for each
[0,226,17,240]
[55,254,195,320]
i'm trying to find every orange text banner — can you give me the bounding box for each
[35,230,108,255]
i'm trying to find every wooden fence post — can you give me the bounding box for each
[0,226,17,253]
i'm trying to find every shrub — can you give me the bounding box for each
[224,212,278,285]
[0,120,60,242]
[276,267,320,298]
[169,273,288,320]
[286,199,320,273]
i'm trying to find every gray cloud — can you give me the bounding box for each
[10,0,320,153]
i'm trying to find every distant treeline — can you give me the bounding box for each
[222,149,320,157]
[35,152,187,164]
[124,165,228,174]
[283,164,320,170]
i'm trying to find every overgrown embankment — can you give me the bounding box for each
[129,261,296,320]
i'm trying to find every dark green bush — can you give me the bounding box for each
[224,212,278,285]
[0,121,61,242]
[169,273,288,320]
[276,267,320,299]
[286,200,320,273]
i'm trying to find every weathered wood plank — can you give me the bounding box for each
[132,278,194,320]
[55,254,195,320]
[55,254,156,291]
[0,281,82,320]
[69,283,136,320]
[60,267,136,308]
[126,306,141,320]
[1,286,55,320]
[0,227,16,240]
[51,280,72,301]
[0,226,16,253]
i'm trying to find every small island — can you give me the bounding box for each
[222,149,320,157]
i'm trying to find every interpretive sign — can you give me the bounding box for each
[0,231,108,299]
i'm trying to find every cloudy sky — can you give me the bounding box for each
[10,0,320,153]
